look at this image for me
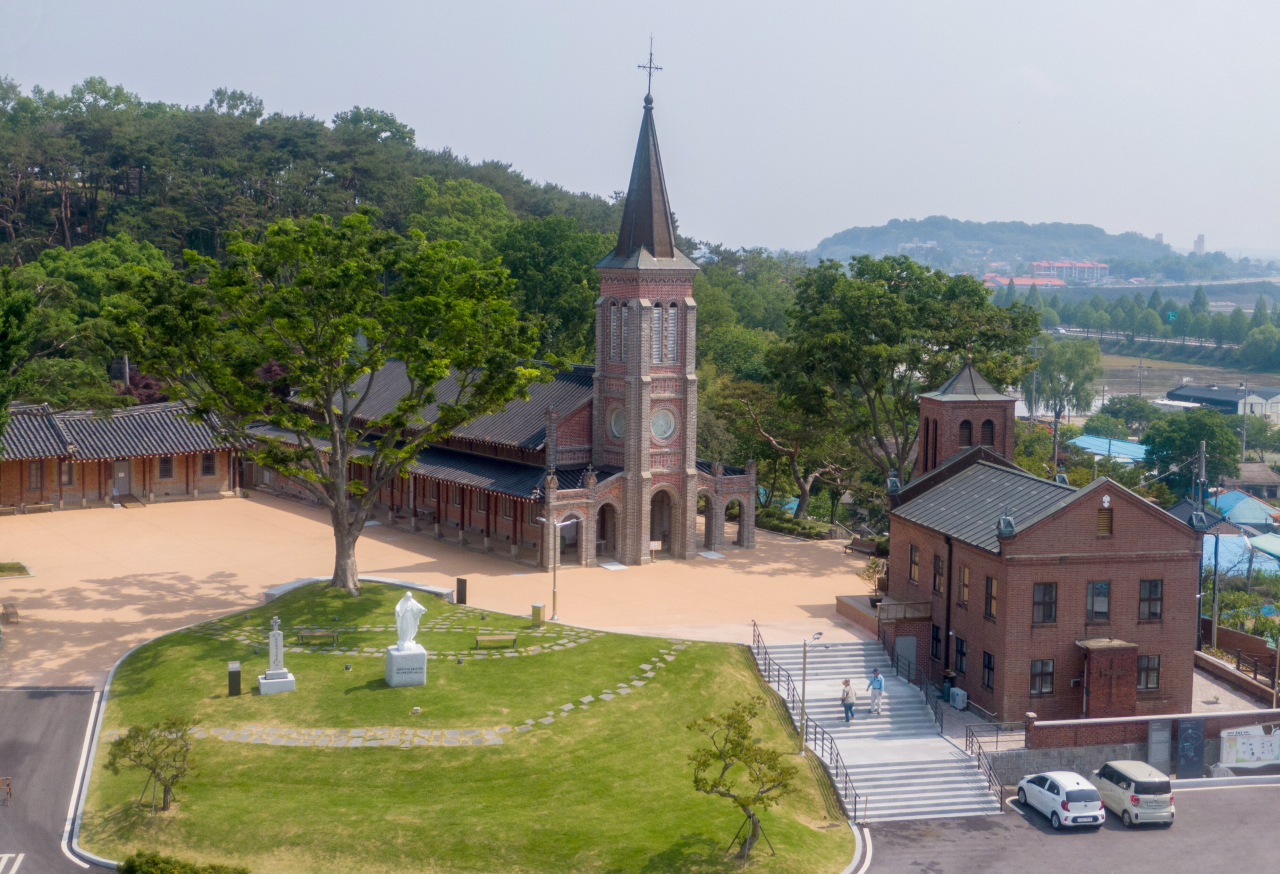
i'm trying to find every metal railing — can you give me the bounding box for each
[750,622,868,823]
[1237,649,1278,686]
[874,600,933,625]
[964,721,1025,798]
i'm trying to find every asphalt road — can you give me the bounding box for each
[869,784,1279,873]
[0,689,112,873]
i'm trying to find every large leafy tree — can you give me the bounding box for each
[1141,408,1240,493]
[1028,337,1103,466]
[774,256,1039,483]
[0,267,36,442]
[108,213,542,594]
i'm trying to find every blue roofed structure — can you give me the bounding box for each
[1208,489,1279,530]
[1068,435,1146,464]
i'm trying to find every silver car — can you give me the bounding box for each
[1089,760,1175,827]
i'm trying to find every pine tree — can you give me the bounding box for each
[1024,283,1043,310]
[1147,288,1163,313]
[1250,295,1270,330]
[1191,285,1209,316]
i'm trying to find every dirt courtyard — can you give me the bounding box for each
[0,493,873,688]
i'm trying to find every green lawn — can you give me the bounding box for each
[82,582,855,874]
[0,561,29,577]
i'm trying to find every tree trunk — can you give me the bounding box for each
[161,780,173,811]
[736,807,761,860]
[330,507,361,595]
[1051,413,1061,470]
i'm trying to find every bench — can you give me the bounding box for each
[296,630,338,646]
[22,503,54,514]
[1,604,17,624]
[474,633,517,650]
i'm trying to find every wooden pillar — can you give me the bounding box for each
[512,499,520,557]
[81,461,86,507]
[186,454,191,495]
[484,492,492,549]
[57,458,64,509]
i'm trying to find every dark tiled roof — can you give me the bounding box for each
[57,402,224,459]
[1221,462,1280,487]
[0,403,72,460]
[314,361,594,450]
[696,459,748,477]
[1166,498,1223,528]
[894,461,1077,552]
[920,363,1012,402]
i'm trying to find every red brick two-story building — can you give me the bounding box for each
[883,364,1203,722]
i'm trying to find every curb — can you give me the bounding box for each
[1173,773,1280,789]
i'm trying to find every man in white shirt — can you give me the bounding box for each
[866,668,885,716]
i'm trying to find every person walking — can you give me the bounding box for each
[867,668,885,716]
[841,679,856,722]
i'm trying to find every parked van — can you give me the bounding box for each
[1089,761,1174,827]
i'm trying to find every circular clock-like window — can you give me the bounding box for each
[610,408,626,438]
[651,409,676,440]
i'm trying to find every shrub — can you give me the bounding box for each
[119,851,249,874]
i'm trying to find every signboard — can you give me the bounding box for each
[1221,724,1280,767]
[649,540,663,551]
[1177,717,1205,778]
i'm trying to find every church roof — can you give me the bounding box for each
[307,361,594,450]
[2,401,223,461]
[919,362,1013,402]
[595,95,699,272]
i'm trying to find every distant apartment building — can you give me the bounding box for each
[981,274,1066,292]
[1030,260,1110,282]
[1194,234,1205,256]
[1155,233,1163,245]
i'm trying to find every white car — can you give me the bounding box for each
[1016,770,1106,829]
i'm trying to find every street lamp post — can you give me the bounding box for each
[536,514,576,621]
[797,632,824,756]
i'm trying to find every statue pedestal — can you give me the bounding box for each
[385,643,427,687]
[258,668,295,695]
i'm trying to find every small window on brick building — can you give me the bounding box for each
[982,651,995,689]
[667,302,679,362]
[609,301,619,360]
[158,456,174,479]
[501,497,514,519]
[1086,581,1110,622]
[60,461,73,486]
[909,545,919,583]
[1033,583,1057,623]
[428,481,438,501]
[450,485,461,506]
[475,492,487,513]
[1137,654,1160,690]
[1097,507,1113,536]
[955,637,967,674]
[1139,579,1162,620]
[984,576,998,618]
[957,566,969,605]
[931,624,942,660]
[28,461,41,490]
[1030,659,1054,695]
[201,453,216,476]
[980,419,995,446]
[959,420,972,448]
[933,554,945,594]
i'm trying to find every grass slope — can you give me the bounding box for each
[82,583,854,874]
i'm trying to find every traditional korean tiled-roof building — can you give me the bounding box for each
[0,402,234,511]
[249,91,757,569]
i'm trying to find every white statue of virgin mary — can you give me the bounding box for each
[394,592,428,651]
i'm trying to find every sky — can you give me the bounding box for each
[5,0,1280,255]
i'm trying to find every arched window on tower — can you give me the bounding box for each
[667,301,679,362]
[959,420,972,448]
[621,305,629,362]
[609,301,619,360]
[652,305,663,362]
[980,419,995,446]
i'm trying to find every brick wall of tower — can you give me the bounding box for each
[914,396,1016,478]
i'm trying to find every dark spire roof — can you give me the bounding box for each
[920,362,1013,402]
[595,95,698,272]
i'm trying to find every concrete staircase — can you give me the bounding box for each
[760,638,1002,823]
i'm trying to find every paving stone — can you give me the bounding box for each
[552,645,564,650]
[445,730,460,737]
[193,731,208,739]
[444,737,460,746]
[300,739,314,746]
[632,679,647,686]
[517,725,533,732]
[600,693,615,700]
[579,695,595,704]
[284,738,298,746]
[328,738,345,747]
[496,726,511,733]
[413,737,430,746]
[348,738,364,748]
[640,663,653,670]
[251,737,267,744]
[350,729,367,737]
[538,717,555,724]
[289,647,304,653]
[526,719,536,725]
[560,703,574,711]
[462,729,479,736]
[616,687,631,695]
[268,738,283,745]
[643,672,655,678]
[663,655,676,661]
[484,738,504,745]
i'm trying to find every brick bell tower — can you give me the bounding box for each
[593,91,700,565]
[914,361,1017,479]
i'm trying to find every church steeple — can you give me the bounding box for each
[596,94,699,271]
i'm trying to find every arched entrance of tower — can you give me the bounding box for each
[724,497,744,547]
[596,503,619,561]
[557,511,584,566]
[650,489,674,557]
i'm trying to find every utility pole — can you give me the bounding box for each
[1240,381,1248,462]
[1028,338,1041,423]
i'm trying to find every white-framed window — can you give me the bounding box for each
[652,305,662,362]
[609,301,618,360]
[621,306,628,362]
[60,461,73,486]
[667,301,678,362]
[158,456,174,479]
[201,453,216,476]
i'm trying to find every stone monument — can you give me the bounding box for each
[385,591,428,687]
[258,616,296,695]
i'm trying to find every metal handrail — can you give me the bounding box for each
[750,621,867,823]
[964,721,1026,754]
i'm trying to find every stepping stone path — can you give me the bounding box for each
[111,630,694,750]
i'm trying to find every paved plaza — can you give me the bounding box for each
[0,493,873,688]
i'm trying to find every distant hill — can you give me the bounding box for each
[810,216,1172,267]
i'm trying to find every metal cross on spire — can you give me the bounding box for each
[638,36,662,96]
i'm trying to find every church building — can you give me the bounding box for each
[251,92,757,569]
